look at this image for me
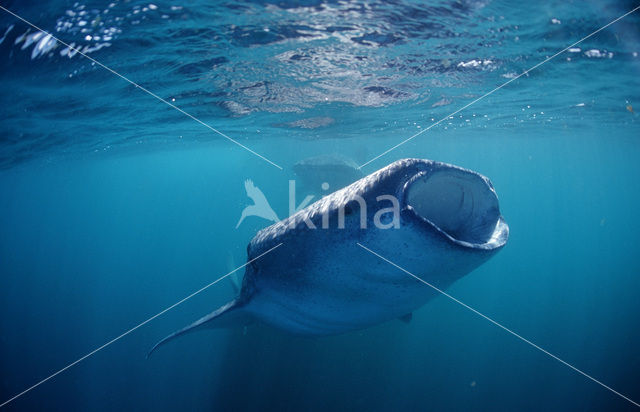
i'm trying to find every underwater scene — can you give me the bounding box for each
[0,0,639,410]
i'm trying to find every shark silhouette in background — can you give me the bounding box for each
[235,179,279,228]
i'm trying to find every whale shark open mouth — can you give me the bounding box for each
[404,166,507,249]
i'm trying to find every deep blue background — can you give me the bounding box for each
[1,0,639,410]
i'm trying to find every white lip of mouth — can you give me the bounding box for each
[401,167,509,250]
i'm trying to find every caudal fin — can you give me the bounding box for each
[147,298,251,358]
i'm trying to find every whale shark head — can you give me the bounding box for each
[402,163,508,250]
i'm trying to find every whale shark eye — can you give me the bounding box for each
[406,169,500,244]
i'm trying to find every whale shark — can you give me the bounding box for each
[148,158,508,356]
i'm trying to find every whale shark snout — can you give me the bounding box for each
[148,159,508,356]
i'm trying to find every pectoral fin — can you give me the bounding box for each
[226,252,242,294]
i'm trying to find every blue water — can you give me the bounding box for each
[1,0,639,410]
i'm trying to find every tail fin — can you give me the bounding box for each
[147,298,251,358]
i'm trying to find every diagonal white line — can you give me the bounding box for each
[0,242,283,409]
[0,5,283,170]
[356,242,640,408]
[358,5,640,170]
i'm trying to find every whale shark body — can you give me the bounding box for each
[149,159,508,355]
